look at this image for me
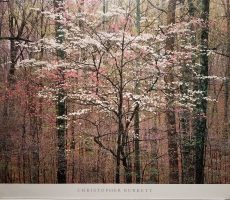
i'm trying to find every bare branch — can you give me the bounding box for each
[147,0,167,14]
[0,36,32,42]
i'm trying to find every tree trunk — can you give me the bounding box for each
[70,103,76,183]
[22,111,26,183]
[165,0,179,184]
[121,129,132,183]
[8,8,17,84]
[102,0,108,27]
[116,85,123,183]
[134,0,141,184]
[54,0,67,183]
[115,116,122,183]
[194,0,210,184]
[30,107,40,183]
[180,0,195,184]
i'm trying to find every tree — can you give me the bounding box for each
[179,0,196,184]
[134,0,141,184]
[165,0,179,184]
[54,0,67,183]
[194,0,210,184]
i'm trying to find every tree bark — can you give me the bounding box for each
[165,0,179,184]
[194,0,210,184]
[180,0,195,184]
[8,5,17,84]
[134,0,141,184]
[54,0,67,183]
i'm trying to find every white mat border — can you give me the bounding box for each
[0,184,229,200]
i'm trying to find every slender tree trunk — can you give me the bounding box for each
[194,0,210,184]
[54,0,67,183]
[1,88,12,183]
[134,0,141,184]
[115,138,121,183]
[116,89,123,183]
[149,139,159,183]
[70,103,76,183]
[102,0,108,27]
[8,10,17,84]
[180,0,195,184]
[30,117,40,183]
[165,0,179,184]
[31,116,40,183]
[22,110,26,183]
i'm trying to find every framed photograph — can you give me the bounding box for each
[0,0,230,199]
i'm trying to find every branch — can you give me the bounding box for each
[213,50,230,58]
[0,36,32,42]
[94,136,117,158]
[147,0,167,14]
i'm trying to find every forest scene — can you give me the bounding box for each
[0,0,230,184]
